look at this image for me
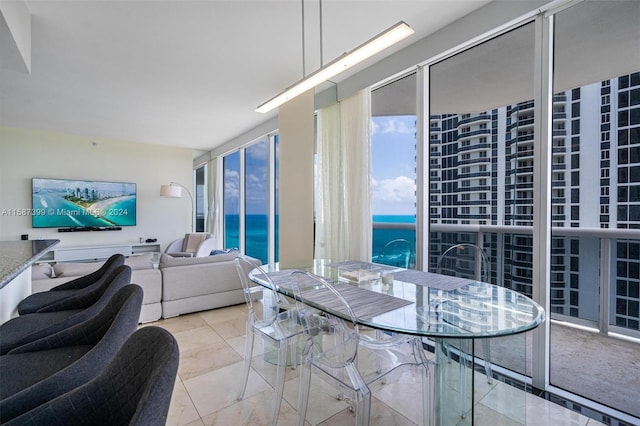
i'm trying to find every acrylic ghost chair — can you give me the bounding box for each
[375,238,415,269]
[234,256,309,426]
[436,243,493,419]
[292,271,432,426]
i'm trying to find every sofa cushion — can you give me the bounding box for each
[52,254,154,278]
[161,260,242,300]
[159,252,239,268]
[53,262,101,278]
[124,253,154,270]
[130,269,162,304]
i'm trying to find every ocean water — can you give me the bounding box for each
[372,215,416,224]
[372,215,416,261]
[225,214,415,264]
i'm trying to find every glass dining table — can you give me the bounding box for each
[249,259,545,425]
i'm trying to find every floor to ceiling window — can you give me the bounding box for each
[244,139,269,262]
[549,1,640,418]
[194,164,206,232]
[223,151,240,250]
[426,24,536,421]
[222,134,279,264]
[414,3,639,422]
[274,135,280,262]
[370,73,417,268]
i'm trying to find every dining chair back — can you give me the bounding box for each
[375,238,414,269]
[234,256,307,426]
[292,271,370,426]
[436,243,493,419]
[436,243,489,282]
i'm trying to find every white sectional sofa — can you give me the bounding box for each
[158,252,260,318]
[31,253,162,323]
[30,251,259,322]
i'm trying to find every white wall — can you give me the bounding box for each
[0,126,193,250]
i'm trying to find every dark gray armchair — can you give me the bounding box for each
[0,284,143,423]
[17,254,125,315]
[4,326,179,426]
[0,265,132,355]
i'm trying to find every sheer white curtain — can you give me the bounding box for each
[208,157,223,245]
[315,89,372,261]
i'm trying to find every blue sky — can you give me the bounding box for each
[371,115,416,216]
[224,140,269,215]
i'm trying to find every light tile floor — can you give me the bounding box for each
[143,303,606,426]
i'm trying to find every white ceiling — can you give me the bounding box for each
[1,0,492,152]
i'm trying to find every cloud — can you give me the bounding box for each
[371,175,416,203]
[224,169,239,197]
[246,140,268,161]
[371,117,415,136]
[246,172,267,195]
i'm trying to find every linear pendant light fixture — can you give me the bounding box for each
[256,21,414,113]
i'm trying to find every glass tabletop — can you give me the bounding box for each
[250,259,545,339]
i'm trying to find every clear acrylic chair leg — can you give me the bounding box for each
[238,322,255,400]
[412,337,434,426]
[296,345,313,426]
[345,362,371,426]
[270,339,289,426]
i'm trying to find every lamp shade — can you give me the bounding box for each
[160,184,182,198]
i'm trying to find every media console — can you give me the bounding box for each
[37,242,161,263]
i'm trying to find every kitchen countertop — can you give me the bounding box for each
[0,239,59,289]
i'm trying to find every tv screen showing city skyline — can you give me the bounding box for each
[32,177,136,228]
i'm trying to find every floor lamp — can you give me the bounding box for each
[160,182,194,232]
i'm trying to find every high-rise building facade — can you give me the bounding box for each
[429,72,640,332]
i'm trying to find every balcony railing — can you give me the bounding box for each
[373,220,640,339]
[456,114,492,126]
[372,219,640,422]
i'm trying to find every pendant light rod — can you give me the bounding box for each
[319,0,323,67]
[301,0,306,77]
[256,20,414,114]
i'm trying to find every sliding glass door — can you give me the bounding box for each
[371,73,417,267]
[549,1,640,418]
[427,21,537,423]
[417,3,640,421]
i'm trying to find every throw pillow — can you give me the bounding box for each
[182,233,208,253]
[211,248,238,255]
[31,263,54,279]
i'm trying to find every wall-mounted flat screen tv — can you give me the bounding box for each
[32,178,136,228]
